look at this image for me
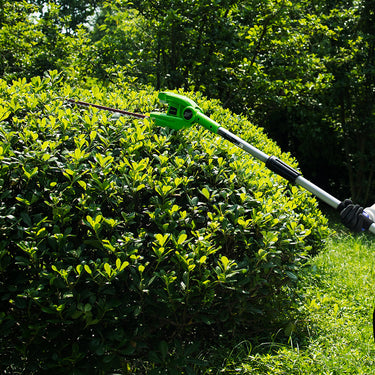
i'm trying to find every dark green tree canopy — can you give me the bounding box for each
[1,0,374,199]
[30,0,105,31]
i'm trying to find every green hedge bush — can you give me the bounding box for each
[0,73,329,373]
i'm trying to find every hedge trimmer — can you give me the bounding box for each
[67,92,375,234]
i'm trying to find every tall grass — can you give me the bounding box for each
[218,229,375,374]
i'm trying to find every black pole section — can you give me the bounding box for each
[265,156,301,183]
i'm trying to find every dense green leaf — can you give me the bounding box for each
[0,77,330,373]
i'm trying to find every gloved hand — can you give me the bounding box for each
[338,199,367,232]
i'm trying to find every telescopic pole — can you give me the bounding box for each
[207,124,375,234]
[150,92,375,234]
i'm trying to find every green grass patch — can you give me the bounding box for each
[221,230,375,374]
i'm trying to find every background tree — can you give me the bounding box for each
[0,1,41,78]
[1,0,374,203]
[113,0,243,93]
[293,0,375,203]
[0,1,74,79]
[30,0,105,32]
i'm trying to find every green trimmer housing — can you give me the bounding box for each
[150,92,220,133]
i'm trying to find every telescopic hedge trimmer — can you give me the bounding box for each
[67,92,375,234]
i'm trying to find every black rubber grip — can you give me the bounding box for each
[265,156,301,183]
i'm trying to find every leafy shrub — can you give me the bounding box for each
[0,73,329,373]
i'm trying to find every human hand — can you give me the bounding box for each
[338,199,368,232]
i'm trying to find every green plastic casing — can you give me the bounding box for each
[150,92,220,133]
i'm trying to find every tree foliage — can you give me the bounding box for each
[29,0,105,32]
[0,1,74,79]
[73,0,374,204]
[1,0,374,203]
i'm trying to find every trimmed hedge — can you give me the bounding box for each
[0,73,329,373]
